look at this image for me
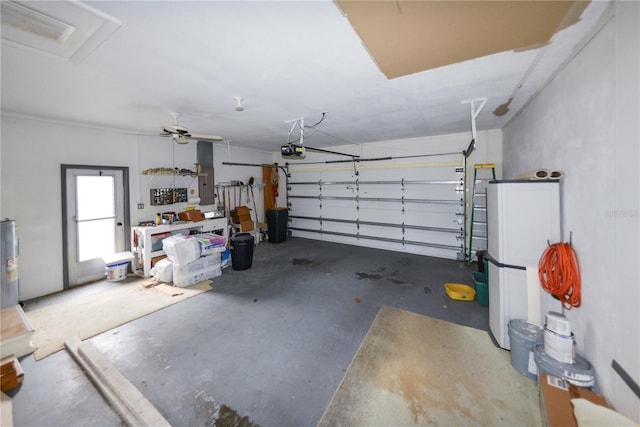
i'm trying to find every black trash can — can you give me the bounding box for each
[266,208,288,243]
[230,233,254,270]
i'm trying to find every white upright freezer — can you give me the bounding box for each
[486,181,562,349]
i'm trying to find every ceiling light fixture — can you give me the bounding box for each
[234,97,244,112]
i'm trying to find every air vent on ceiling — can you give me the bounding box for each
[1,1,76,44]
[0,0,121,64]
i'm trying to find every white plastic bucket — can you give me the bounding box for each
[106,261,129,282]
[544,327,576,364]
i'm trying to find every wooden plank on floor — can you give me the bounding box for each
[142,278,160,288]
[0,305,35,359]
[155,284,183,296]
[1,391,13,427]
[0,356,24,392]
[65,336,170,427]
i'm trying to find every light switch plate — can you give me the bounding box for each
[137,203,144,209]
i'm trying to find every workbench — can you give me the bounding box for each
[131,217,228,277]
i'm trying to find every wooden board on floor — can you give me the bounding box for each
[142,278,160,288]
[1,355,24,392]
[1,391,13,427]
[155,284,183,296]
[318,305,541,426]
[0,305,35,359]
[65,336,170,427]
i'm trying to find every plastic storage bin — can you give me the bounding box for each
[106,262,128,281]
[444,283,476,301]
[230,233,254,270]
[103,251,134,282]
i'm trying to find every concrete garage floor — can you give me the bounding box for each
[10,237,492,426]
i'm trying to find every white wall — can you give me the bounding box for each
[0,115,273,300]
[503,2,639,420]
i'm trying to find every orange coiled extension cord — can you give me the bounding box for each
[538,242,582,309]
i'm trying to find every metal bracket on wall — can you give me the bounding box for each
[461,97,487,142]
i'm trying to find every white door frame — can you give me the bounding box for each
[61,165,130,288]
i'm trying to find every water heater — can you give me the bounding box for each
[1,219,19,308]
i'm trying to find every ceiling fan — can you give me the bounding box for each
[161,112,223,144]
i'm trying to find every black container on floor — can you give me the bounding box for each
[477,250,486,273]
[230,233,254,270]
[266,208,288,243]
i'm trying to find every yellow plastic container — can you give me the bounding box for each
[444,283,476,301]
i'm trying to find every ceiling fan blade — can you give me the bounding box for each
[162,124,189,135]
[188,133,224,141]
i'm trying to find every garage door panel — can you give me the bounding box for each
[286,156,465,260]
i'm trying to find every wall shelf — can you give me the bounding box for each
[142,168,206,177]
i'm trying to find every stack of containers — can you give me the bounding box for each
[543,312,575,363]
[507,319,543,380]
[533,312,595,388]
[155,233,227,287]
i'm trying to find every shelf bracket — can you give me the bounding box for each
[461,97,487,142]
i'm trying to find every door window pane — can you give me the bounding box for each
[77,218,115,261]
[76,176,115,221]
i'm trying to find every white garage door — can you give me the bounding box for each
[286,154,466,260]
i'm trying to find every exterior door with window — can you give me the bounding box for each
[63,166,129,287]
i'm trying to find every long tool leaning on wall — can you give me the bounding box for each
[248,177,261,226]
[270,167,279,208]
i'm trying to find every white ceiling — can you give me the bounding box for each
[1,1,612,152]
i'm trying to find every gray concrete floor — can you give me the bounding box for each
[10,237,492,426]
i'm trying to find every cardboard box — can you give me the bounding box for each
[234,206,250,215]
[239,220,254,231]
[151,255,167,268]
[539,373,608,427]
[178,210,204,222]
[231,206,252,222]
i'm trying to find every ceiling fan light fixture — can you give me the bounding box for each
[234,97,244,112]
[173,134,189,144]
